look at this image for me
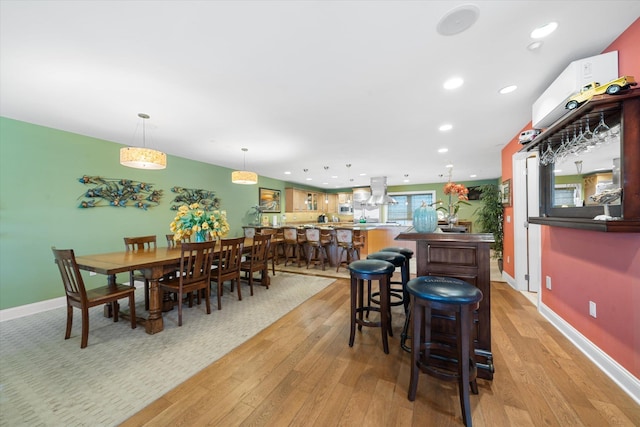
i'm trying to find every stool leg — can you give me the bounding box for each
[458,308,473,427]
[401,303,411,352]
[408,296,424,401]
[349,275,357,347]
[357,278,365,331]
[380,275,390,354]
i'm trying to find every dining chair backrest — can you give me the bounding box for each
[166,233,190,248]
[52,247,88,303]
[215,237,244,277]
[178,241,216,287]
[124,235,157,251]
[247,233,271,264]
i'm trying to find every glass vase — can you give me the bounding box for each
[195,230,207,242]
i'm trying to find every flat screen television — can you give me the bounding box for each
[467,186,482,201]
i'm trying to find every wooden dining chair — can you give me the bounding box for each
[210,237,244,310]
[124,235,157,310]
[259,227,285,275]
[240,233,272,295]
[52,247,137,349]
[158,241,215,326]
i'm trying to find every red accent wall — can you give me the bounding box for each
[501,18,640,376]
[542,228,640,375]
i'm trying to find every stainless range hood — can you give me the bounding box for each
[365,176,397,205]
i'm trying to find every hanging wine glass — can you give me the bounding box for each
[607,123,620,145]
[582,115,594,142]
[593,111,610,142]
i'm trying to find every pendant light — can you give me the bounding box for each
[119,113,167,170]
[231,148,258,185]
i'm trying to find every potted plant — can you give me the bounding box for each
[474,184,504,271]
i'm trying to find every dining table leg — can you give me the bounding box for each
[144,267,165,334]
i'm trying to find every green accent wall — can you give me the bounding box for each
[0,117,285,309]
[0,116,500,310]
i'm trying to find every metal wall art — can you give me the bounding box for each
[170,186,220,211]
[77,175,163,209]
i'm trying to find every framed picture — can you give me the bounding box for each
[501,179,511,206]
[259,187,281,213]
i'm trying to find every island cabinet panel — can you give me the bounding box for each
[396,232,495,380]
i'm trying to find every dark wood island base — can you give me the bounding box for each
[396,231,495,380]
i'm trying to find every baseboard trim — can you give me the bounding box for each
[0,297,67,322]
[538,301,640,405]
[0,282,144,323]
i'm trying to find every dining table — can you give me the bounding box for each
[74,237,257,334]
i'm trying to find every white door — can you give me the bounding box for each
[512,151,541,292]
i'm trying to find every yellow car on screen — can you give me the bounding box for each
[565,75,637,109]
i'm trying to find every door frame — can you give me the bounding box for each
[512,151,542,293]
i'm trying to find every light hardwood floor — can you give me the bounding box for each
[122,279,639,426]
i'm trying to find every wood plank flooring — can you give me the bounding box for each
[121,279,639,426]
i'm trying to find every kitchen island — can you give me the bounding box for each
[245,223,415,265]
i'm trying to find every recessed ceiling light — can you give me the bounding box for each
[553,169,562,174]
[331,175,338,179]
[527,41,543,51]
[438,148,449,153]
[445,163,454,168]
[306,177,312,181]
[443,77,464,90]
[470,174,477,178]
[359,173,367,176]
[403,179,410,183]
[284,171,291,175]
[531,22,558,39]
[436,4,480,36]
[439,123,453,131]
[499,85,517,94]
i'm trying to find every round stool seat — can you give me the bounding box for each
[366,251,406,268]
[380,247,414,259]
[348,259,395,276]
[407,276,482,306]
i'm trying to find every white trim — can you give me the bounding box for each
[539,301,640,405]
[0,296,67,322]
[502,270,516,290]
[0,282,144,322]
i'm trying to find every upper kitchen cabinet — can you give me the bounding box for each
[523,89,640,232]
[285,188,321,212]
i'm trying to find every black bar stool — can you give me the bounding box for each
[380,246,413,312]
[347,259,395,354]
[366,251,409,315]
[407,276,483,427]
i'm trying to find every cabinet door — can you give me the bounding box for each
[327,194,338,213]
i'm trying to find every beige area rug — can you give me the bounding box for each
[0,272,336,426]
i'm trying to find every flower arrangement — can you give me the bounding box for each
[438,181,470,223]
[170,203,230,242]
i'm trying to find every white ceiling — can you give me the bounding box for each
[1,1,639,189]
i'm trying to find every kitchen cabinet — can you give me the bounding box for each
[285,188,321,212]
[324,193,338,213]
[522,88,640,232]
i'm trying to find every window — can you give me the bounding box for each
[388,191,437,223]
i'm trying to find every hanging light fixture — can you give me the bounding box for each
[119,113,167,170]
[231,148,258,184]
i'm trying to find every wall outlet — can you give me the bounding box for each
[545,276,552,290]
[589,301,597,318]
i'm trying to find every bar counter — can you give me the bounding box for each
[396,230,495,380]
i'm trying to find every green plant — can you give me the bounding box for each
[474,184,504,260]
